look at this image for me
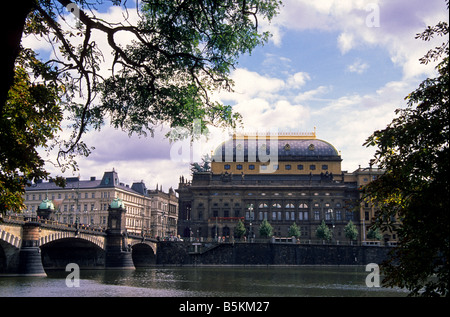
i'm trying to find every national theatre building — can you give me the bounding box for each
[177,131,389,244]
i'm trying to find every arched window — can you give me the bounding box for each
[285,203,295,209]
[299,203,308,209]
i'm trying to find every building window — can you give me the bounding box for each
[224,164,231,170]
[285,211,295,221]
[249,164,255,170]
[322,164,328,170]
[336,210,342,221]
[310,165,316,170]
[285,164,291,170]
[346,211,354,221]
[297,164,304,170]
[314,210,320,220]
[236,164,243,170]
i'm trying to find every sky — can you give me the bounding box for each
[25,0,449,192]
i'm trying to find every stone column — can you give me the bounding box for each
[105,199,135,269]
[18,222,46,276]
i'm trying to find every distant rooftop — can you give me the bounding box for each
[25,170,168,197]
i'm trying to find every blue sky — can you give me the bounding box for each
[27,0,449,191]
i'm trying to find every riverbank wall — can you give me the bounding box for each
[156,242,392,266]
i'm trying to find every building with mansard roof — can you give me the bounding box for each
[21,170,178,238]
[177,131,392,244]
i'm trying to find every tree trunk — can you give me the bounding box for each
[1,1,35,115]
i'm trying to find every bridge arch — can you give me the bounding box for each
[40,232,105,250]
[130,241,157,267]
[40,237,105,269]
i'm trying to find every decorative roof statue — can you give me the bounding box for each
[191,154,211,173]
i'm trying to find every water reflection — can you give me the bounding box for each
[1,266,408,297]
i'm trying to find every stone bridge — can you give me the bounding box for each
[0,203,158,276]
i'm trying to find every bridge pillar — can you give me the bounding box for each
[105,199,134,269]
[18,221,46,276]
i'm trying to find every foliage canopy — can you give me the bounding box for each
[363,5,449,296]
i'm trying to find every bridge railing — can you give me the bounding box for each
[1,214,106,234]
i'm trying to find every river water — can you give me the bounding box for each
[0,266,408,297]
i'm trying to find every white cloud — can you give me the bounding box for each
[287,72,311,89]
[233,98,310,131]
[220,68,285,103]
[214,68,314,131]
[337,32,355,54]
[267,0,448,79]
[310,78,419,171]
[294,86,331,103]
[347,59,370,74]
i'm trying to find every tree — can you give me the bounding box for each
[259,219,273,238]
[1,0,282,214]
[288,222,301,238]
[315,220,332,242]
[363,2,449,296]
[0,50,64,213]
[344,220,358,242]
[234,219,246,240]
[366,227,382,241]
